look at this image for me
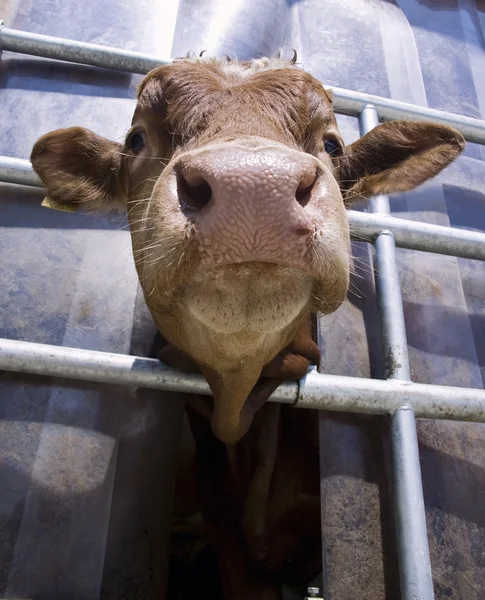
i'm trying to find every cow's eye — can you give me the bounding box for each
[323,137,342,157]
[127,131,146,153]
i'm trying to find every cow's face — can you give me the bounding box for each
[31,57,464,442]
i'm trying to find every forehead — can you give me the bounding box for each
[135,58,336,141]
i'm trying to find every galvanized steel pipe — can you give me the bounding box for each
[1,337,485,420]
[1,25,485,144]
[330,86,485,145]
[391,405,435,600]
[0,155,43,187]
[0,24,167,73]
[2,156,485,261]
[296,370,485,421]
[374,230,412,379]
[360,105,435,600]
[348,210,485,261]
[0,336,297,403]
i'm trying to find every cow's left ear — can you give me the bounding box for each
[31,127,126,212]
[337,121,465,202]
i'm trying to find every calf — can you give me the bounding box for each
[31,56,464,598]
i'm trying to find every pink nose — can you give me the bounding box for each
[175,146,320,267]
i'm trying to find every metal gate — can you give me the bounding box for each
[1,21,485,600]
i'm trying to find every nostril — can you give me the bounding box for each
[295,174,317,207]
[177,172,212,212]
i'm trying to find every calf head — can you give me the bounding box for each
[31,56,464,443]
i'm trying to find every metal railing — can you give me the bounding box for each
[1,24,485,600]
[1,23,485,144]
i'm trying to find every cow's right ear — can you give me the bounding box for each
[31,127,126,212]
[337,121,465,202]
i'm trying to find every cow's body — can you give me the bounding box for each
[187,405,321,597]
[167,402,321,599]
[30,56,465,599]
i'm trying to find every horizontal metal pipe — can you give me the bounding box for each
[348,210,485,261]
[0,25,167,73]
[0,337,298,404]
[297,369,485,421]
[3,156,484,261]
[0,155,43,187]
[1,26,485,144]
[1,337,485,422]
[330,89,485,145]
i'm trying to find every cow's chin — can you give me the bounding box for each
[181,262,313,335]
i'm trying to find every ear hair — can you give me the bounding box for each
[31,127,126,212]
[338,120,465,202]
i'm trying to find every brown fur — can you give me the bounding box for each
[136,60,334,152]
[30,57,465,599]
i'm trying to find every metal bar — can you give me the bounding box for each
[391,405,434,600]
[374,231,411,380]
[296,370,485,420]
[2,156,485,261]
[1,336,485,421]
[360,105,434,600]
[0,336,297,403]
[0,24,168,73]
[1,25,485,144]
[330,85,485,145]
[349,211,485,261]
[0,156,43,187]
